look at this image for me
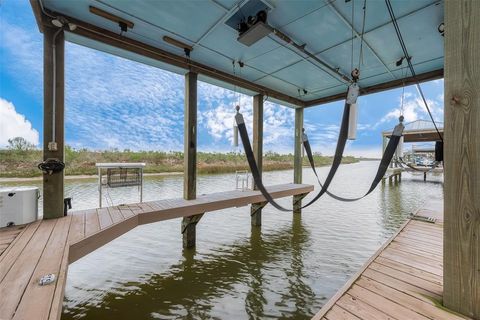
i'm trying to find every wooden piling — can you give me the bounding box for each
[444,1,480,317]
[251,94,264,226]
[293,108,304,214]
[42,27,65,219]
[182,72,198,248]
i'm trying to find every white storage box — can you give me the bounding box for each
[0,187,39,228]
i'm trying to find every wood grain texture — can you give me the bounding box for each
[444,1,480,318]
[184,72,197,200]
[0,183,312,319]
[312,200,473,320]
[42,27,65,219]
[251,94,264,225]
[293,108,304,214]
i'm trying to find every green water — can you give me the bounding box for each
[1,162,444,319]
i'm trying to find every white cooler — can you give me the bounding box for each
[0,187,39,228]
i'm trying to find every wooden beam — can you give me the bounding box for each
[183,73,198,247]
[89,6,134,29]
[43,27,65,219]
[293,108,304,214]
[181,213,203,249]
[251,94,264,226]
[32,10,304,107]
[183,72,197,200]
[443,1,480,318]
[304,69,444,107]
[29,0,46,33]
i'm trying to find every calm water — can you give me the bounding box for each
[1,162,443,319]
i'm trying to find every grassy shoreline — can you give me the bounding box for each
[0,148,360,179]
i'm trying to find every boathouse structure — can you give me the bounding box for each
[0,0,478,319]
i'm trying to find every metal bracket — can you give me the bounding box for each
[250,201,267,216]
[293,193,308,206]
[181,213,204,234]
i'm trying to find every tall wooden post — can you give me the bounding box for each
[251,94,265,226]
[182,72,202,248]
[293,107,304,214]
[444,1,480,318]
[43,27,65,219]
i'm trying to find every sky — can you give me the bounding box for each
[0,0,444,158]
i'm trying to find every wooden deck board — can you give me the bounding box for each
[313,199,472,320]
[0,183,312,319]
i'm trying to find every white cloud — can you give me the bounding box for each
[374,90,443,129]
[199,91,295,153]
[0,98,39,147]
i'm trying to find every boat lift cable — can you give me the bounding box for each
[385,0,443,142]
[235,100,353,211]
[236,100,405,207]
[302,121,403,202]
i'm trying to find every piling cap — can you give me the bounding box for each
[235,105,240,112]
[399,115,404,123]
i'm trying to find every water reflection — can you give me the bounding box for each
[1,162,444,319]
[63,218,315,319]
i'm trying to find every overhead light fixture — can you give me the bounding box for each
[163,36,193,57]
[89,6,134,31]
[51,16,77,31]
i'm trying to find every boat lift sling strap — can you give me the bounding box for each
[396,157,440,173]
[235,100,404,210]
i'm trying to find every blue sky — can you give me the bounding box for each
[0,0,444,157]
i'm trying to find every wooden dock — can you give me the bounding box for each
[312,197,471,320]
[0,183,312,320]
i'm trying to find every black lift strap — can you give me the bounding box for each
[303,121,404,202]
[396,157,439,173]
[235,102,352,212]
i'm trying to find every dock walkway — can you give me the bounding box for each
[0,183,312,320]
[312,197,470,320]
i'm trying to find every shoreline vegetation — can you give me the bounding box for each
[1,142,366,181]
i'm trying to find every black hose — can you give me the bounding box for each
[38,158,65,175]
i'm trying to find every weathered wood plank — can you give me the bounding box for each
[13,216,71,320]
[184,72,197,201]
[0,221,41,280]
[374,257,442,285]
[324,305,361,320]
[84,209,100,237]
[107,206,124,224]
[348,284,430,320]
[97,207,113,229]
[356,277,465,320]
[444,1,480,317]
[336,293,392,320]
[0,220,56,319]
[67,211,85,244]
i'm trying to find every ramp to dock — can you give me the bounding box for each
[312,197,471,320]
[0,183,312,320]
